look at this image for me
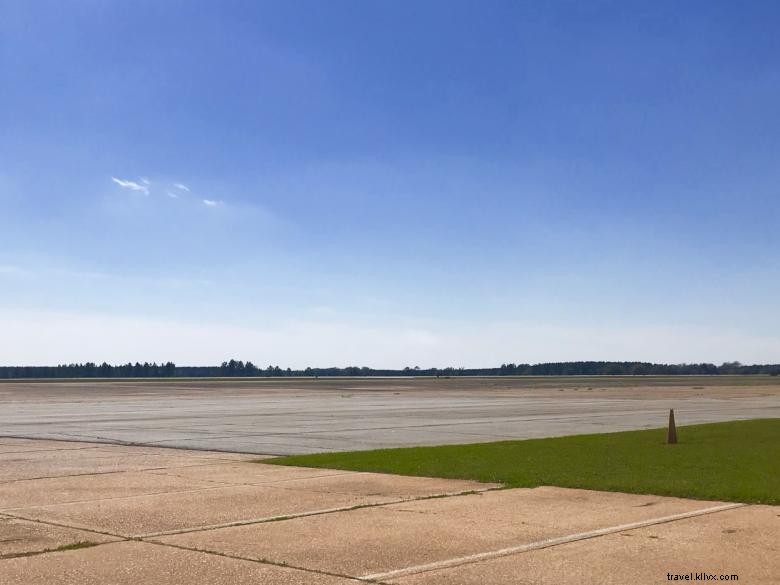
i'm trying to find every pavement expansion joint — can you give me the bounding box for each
[1,510,128,540]
[0,433,271,458]
[135,502,406,539]
[0,446,103,456]
[0,484,232,513]
[0,540,113,561]
[358,502,748,582]
[0,461,227,485]
[140,539,370,583]
[3,504,372,583]
[135,487,499,539]
[146,468,359,487]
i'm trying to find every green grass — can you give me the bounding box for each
[0,541,99,560]
[267,419,780,505]
[52,541,97,552]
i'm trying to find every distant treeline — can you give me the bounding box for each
[1,360,779,379]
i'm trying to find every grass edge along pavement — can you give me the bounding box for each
[0,541,100,560]
[266,419,779,505]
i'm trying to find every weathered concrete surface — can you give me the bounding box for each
[144,462,489,499]
[0,439,98,454]
[0,469,219,509]
[1,376,778,455]
[391,506,780,585]
[12,484,423,537]
[1,441,491,539]
[262,471,491,498]
[0,439,776,585]
[0,517,117,558]
[0,541,359,585]
[145,461,355,484]
[0,448,245,482]
[158,487,731,577]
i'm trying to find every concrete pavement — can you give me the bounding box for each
[0,438,776,584]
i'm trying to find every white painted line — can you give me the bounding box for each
[360,502,746,582]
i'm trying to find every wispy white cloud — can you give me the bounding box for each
[109,176,233,209]
[111,177,149,195]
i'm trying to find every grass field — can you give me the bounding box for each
[268,418,780,504]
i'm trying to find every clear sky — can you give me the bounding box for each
[1,1,779,367]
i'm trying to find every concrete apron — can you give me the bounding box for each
[1,439,776,585]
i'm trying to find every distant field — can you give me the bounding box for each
[269,419,780,504]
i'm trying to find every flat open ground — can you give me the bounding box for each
[2,376,779,455]
[1,438,777,584]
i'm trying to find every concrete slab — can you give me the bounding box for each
[158,487,725,577]
[145,462,357,485]
[82,445,260,461]
[0,540,359,584]
[147,461,494,496]
[390,506,779,585]
[0,516,117,558]
[0,438,774,584]
[0,451,234,482]
[0,470,221,510]
[0,439,33,446]
[0,445,246,463]
[131,435,370,455]
[11,483,396,537]
[271,471,498,498]
[0,440,103,454]
[385,486,725,532]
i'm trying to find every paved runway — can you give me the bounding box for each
[1,377,779,455]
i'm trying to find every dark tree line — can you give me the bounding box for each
[497,360,779,376]
[0,360,778,379]
[0,362,178,379]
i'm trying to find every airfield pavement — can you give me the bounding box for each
[0,438,777,584]
[1,376,779,454]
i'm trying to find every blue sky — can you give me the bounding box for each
[1,1,779,366]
